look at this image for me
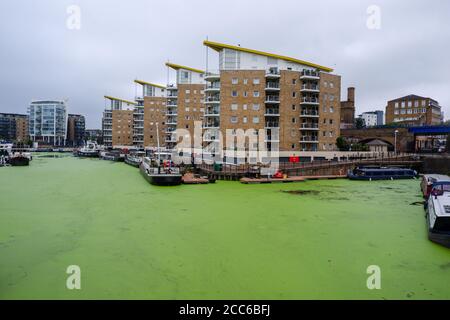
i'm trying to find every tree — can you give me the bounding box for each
[336,136,350,151]
[355,117,365,129]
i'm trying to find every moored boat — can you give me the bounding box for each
[77,141,101,158]
[421,174,450,198]
[139,157,182,186]
[125,151,145,168]
[425,181,450,248]
[348,167,418,181]
[8,153,31,166]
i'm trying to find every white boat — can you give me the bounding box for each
[426,181,450,248]
[77,141,101,158]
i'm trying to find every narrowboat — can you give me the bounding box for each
[425,181,450,248]
[421,174,450,198]
[348,167,418,180]
[139,157,182,186]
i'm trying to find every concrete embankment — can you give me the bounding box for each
[420,154,450,175]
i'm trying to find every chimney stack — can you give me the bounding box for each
[347,87,355,103]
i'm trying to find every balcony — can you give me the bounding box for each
[264,109,280,116]
[205,72,220,81]
[300,110,319,118]
[301,84,320,93]
[265,121,279,128]
[205,108,220,116]
[167,100,178,107]
[265,95,280,104]
[203,121,220,128]
[300,136,319,143]
[300,69,320,80]
[205,96,220,104]
[301,97,320,105]
[166,119,177,125]
[166,112,178,116]
[205,83,221,92]
[265,82,280,91]
[265,69,281,78]
[300,123,319,130]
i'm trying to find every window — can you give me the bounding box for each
[415,100,419,107]
[422,100,426,107]
[401,102,406,108]
[407,109,412,114]
[243,91,248,97]
[231,104,238,111]
[324,81,328,88]
[252,117,260,124]
[395,102,399,108]
[292,144,295,149]
[329,95,334,101]
[323,118,327,124]
[323,106,327,113]
[230,116,238,124]
[292,118,296,123]
[232,78,238,84]
[292,79,297,85]
[243,116,248,124]
[253,91,260,97]
[253,78,260,85]
[185,107,190,112]
[243,104,248,110]
[329,131,333,137]
[185,99,190,103]
[292,92,297,98]
[330,82,334,88]
[186,90,190,94]
[252,104,260,111]
[408,101,412,107]
[232,91,238,97]
[401,110,406,115]
[330,107,334,113]
[292,105,296,111]
[243,79,248,85]
[394,110,399,115]
[329,119,333,124]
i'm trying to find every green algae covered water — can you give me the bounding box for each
[1,154,450,300]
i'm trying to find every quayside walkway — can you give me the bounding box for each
[198,154,423,181]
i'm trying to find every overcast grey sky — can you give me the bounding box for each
[0,0,449,128]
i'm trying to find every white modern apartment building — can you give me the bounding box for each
[28,100,67,146]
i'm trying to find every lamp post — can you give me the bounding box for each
[394,129,399,155]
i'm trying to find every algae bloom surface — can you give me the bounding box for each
[1,154,450,299]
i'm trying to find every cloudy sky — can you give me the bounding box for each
[0,0,449,128]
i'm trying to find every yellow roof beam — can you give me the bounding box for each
[165,62,205,74]
[203,40,333,73]
[134,80,166,89]
[104,95,137,105]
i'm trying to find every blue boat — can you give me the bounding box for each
[348,167,418,181]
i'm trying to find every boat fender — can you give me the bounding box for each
[391,177,394,181]
[369,178,372,182]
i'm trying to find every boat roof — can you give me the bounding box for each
[423,174,450,183]
[356,168,414,172]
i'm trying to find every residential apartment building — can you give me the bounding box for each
[203,40,341,162]
[28,100,67,146]
[0,113,29,142]
[165,63,205,152]
[386,94,443,126]
[340,87,356,129]
[133,81,167,149]
[102,96,136,147]
[359,111,384,127]
[67,114,85,147]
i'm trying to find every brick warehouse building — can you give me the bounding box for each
[385,94,443,126]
